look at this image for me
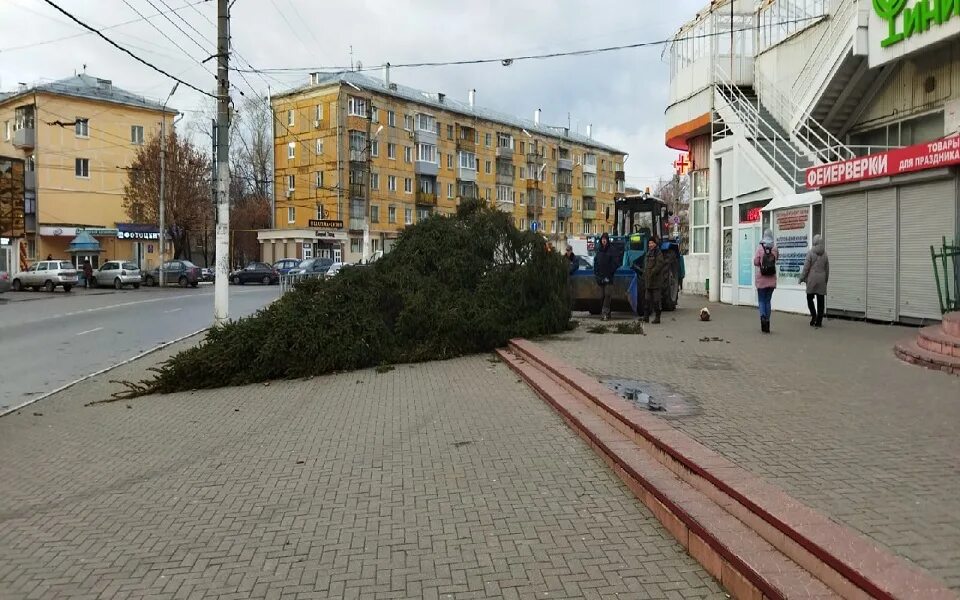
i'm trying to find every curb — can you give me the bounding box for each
[0,328,208,418]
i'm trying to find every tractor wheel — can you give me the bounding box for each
[661,251,681,312]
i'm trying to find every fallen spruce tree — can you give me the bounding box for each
[119,200,570,396]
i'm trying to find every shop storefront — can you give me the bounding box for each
[258,220,348,265]
[719,198,769,307]
[40,224,165,270]
[806,135,960,323]
[760,192,823,314]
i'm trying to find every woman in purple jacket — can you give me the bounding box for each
[753,229,778,333]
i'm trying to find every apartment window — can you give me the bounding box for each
[447,124,454,140]
[417,143,436,163]
[287,206,296,223]
[348,96,368,117]
[404,114,414,130]
[75,118,89,138]
[404,177,412,193]
[370,172,379,190]
[73,158,90,178]
[519,141,525,155]
[520,166,526,180]
[447,154,454,169]
[388,175,397,192]
[615,161,622,171]
[3,120,9,140]
[371,107,379,123]
[520,218,526,231]
[550,196,556,208]
[496,185,513,203]
[316,205,324,220]
[131,125,144,145]
[459,152,476,169]
[287,110,295,126]
[448,183,454,198]
[485,188,491,201]
[370,140,379,157]
[583,173,597,188]
[287,174,295,191]
[370,205,380,223]
[315,139,323,155]
[315,171,324,188]
[288,142,296,159]
[389,206,397,223]
[584,153,597,167]
[519,192,525,205]
[404,208,413,225]
[415,113,436,132]
[419,177,435,194]
[351,239,362,253]
[404,146,412,163]
[388,110,396,127]
[485,133,492,146]
[315,104,323,121]
[485,160,491,174]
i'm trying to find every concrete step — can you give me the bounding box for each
[503,338,959,600]
[917,325,960,357]
[895,338,960,376]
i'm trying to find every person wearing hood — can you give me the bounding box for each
[799,234,829,327]
[594,232,618,321]
[752,229,779,333]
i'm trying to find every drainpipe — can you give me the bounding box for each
[336,85,343,222]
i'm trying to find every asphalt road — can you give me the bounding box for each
[0,285,278,412]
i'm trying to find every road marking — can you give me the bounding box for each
[164,308,182,314]
[0,327,209,418]
[76,327,104,336]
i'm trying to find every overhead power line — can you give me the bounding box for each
[233,15,823,75]
[39,0,216,99]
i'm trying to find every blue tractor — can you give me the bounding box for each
[570,192,685,315]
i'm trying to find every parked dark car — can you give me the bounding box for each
[287,258,334,279]
[144,260,201,288]
[200,267,215,282]
[230,262,279,285]
[272,258,301,275]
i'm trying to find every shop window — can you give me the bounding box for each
[692,198,709,254]
[812,204,822,238]
[350,239,362,253]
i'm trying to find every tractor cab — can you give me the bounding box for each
[613,193,673,270]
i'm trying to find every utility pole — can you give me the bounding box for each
[214,0,230,325]
[159,82,179,286]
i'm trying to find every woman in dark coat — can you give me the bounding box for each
[594,233,619,321]
[799,234,829,327]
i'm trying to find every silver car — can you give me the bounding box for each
[11,260,78,292]
[91,260,142,289]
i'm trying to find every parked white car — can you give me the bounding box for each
[323,262,345,279]
[10,260,78,292]
[91,260,142,289]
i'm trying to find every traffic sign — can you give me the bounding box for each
[530,221,539,232]
[671,215,681,225]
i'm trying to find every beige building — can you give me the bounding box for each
[0,74,175,271]
[263,69,627,264]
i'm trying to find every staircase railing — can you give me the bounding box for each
[714,64,807,191]
[754,70,855,164]
[792,0,858,126]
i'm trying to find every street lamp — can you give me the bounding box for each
[159,82,179,286]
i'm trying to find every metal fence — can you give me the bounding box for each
[932,237,960,314]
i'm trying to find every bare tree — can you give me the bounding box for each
[123,132,212,259]
[655,174,691,251]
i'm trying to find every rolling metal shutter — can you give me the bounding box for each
[824,192,867,315]
[898,179,957,321]
[866,188,898,321]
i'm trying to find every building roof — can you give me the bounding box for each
[276,71,626,155]
[0,74,173,113]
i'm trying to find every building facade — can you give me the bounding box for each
[263,69,627,264]
[666,0,959,322]
[0,74,175,271]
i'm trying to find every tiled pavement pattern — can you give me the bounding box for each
[0,341,724,600]
[542,301,960,591]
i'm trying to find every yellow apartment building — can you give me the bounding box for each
[262,69,627,264]
[0,74,175,271]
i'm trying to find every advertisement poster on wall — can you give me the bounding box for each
[773,207,809,286]
[738,227,758,286]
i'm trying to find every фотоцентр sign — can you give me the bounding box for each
[805,134,960,189]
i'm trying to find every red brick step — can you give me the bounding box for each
[895,338,960,375]
[916,325,960,357]
[942,312,960,337]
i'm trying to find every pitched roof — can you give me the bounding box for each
[0,74,172,113]
[276,71,626,155]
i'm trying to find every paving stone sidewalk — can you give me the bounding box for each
[541,301,960,591]
[0,339,723,600]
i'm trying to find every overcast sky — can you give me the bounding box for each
[0,0,704,187]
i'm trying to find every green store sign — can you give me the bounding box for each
[875,0,960,47]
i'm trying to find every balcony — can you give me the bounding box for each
[24,170,35,191]
[615,169,625,181]
[525,179,541,190]
[414,160,438,176]
[557,157,574,171]
[557,182,572,194]
[349,182,366,199]
[495,146,513,159]
[458,166,477,182]
[456,135,476,152]
[557,206,572,219]
[349,217,367,232]
[582,209,597,220]
[457,184,479,201]
[526,205,537,218]
[13,127,35,149]
[496,171,513,186]
[349,149,367,162]
[416,191,438,206]
[582,184,597,197]
[582,161,597,175]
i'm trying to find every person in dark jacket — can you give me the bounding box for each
[82,260,94,289]
[564,247,578,275]
[594,232,618,321]
[799,234,829,327]
[643,238,666,323]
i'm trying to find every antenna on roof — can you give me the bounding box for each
[349,45,354,71]
[82,64,87,73]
